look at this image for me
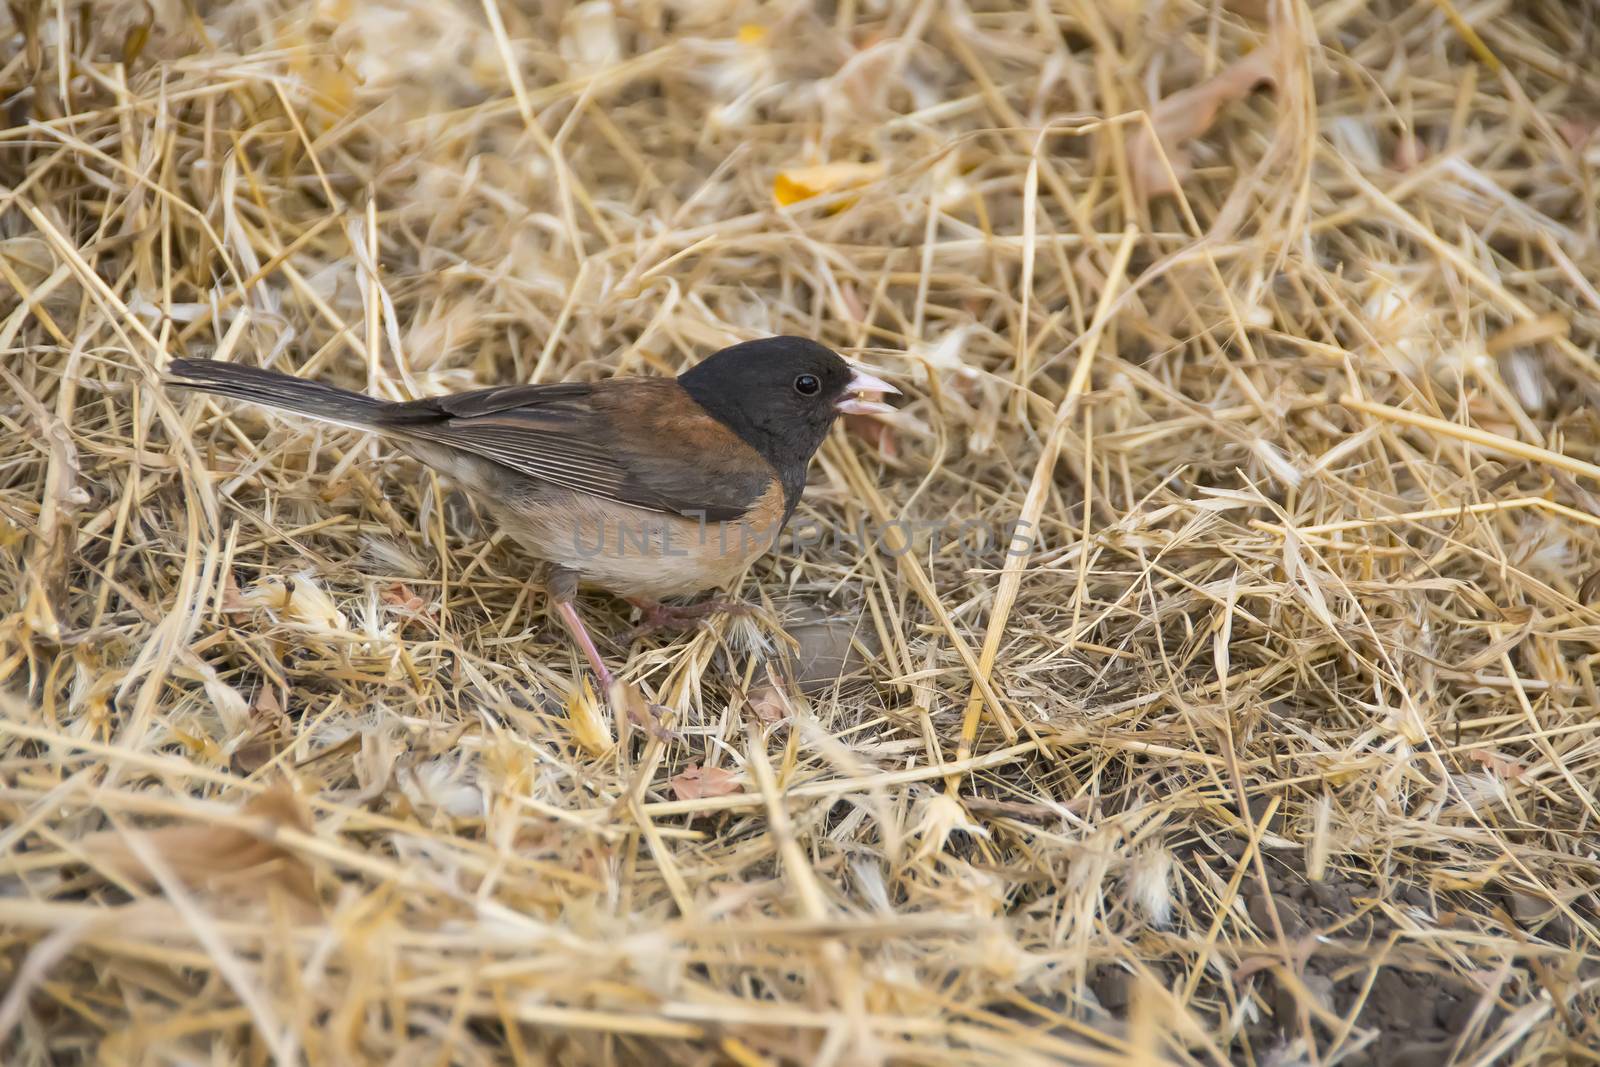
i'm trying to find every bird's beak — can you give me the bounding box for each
[836,366,900,416]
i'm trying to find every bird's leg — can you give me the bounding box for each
[555,598,617,694]
[548,568,617,693]
[548,569,670,738]
[622,596,752,641]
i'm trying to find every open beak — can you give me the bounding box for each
[835,366,900,416]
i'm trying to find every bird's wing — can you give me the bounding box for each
[376,379,771,522]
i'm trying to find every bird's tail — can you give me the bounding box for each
[167,358,386,430]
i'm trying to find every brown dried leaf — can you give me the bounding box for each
[380,581,427,613]
[669,763,742,801]
[381,581,435,631]
[1468,749,1525,780]
[80,787,316,902]
[777,601,880,696]
[229,738,283,777]
[1559,118,1597,150]
[252,684,282,718]
[1128,41,1281,200]
[748,684,790,724]
[219,570,249,613]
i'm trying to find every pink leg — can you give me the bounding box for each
[556,597,676,740]
[556,599,617,693]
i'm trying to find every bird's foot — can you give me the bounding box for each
[621,597,752,643]
[606,679,679,743]
[578,668,679,744]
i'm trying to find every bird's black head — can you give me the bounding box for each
[677,336,895,499]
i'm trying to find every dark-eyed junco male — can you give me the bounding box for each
[168,337,897,697]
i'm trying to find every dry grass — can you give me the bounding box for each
[3,0,1600,1063]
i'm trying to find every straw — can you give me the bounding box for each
[2,0,1597,1061]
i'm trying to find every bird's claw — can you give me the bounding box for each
[621,598,753,643]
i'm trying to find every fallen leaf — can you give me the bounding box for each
[1558,117,1597,150]
[1128,41,1281,200]
[670,763,742,801]
[380,581,435,630]
[775,599,880,695]
[380,582,426,613]
[748,684,790,724]
[229,738,283,776]
[231,685,289,775]
[253,684,282,718]
[1468,749,1525,780]
[219,570,248,612]
[773,161,884,208]
[80,787,316,902]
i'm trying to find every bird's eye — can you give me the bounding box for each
[794,374,821,396]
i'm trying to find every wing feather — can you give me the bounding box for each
[374,380,743,517]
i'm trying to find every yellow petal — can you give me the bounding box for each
[773,161,885,208]
[736,24,768,45]
[566,676,613,756]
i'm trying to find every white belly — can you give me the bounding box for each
[496,491,780,600]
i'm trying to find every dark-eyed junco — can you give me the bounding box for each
[168,337,897,697]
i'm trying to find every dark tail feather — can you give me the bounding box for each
[167,358,386,429]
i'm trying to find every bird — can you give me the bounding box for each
[166,336,898,701]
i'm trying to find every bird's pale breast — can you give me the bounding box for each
[495,482,787,600]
